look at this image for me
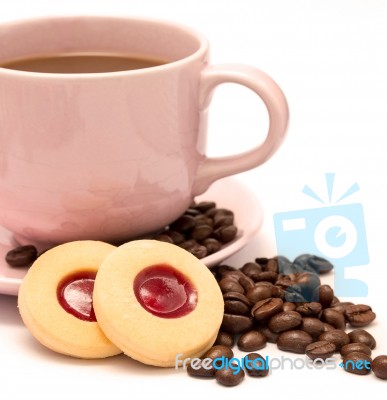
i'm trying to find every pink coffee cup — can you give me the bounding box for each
[0,16,288,246]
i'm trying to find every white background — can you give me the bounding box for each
[1,0,387,399]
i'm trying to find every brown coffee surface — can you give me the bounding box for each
[0,53,167,73]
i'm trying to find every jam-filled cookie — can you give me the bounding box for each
[18,241,121,359]
[93,240,224,367]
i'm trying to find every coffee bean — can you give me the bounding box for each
[300,317,325,338]
[340,343,372,358]
[265,259,279,273]
[224,300,250,316]
[213,214,234,228]
[342,352,372,375]
[254,271,278,283]
[268,311,302,333]
[219,278,244,294]
[296,302,322,317]
[241,262,262,277]
[201,238,222,255]
[187,359,215,377]
[170,215,196,231]
[322,308,346,330]
[214,331,234,347]
[330,296,340,306]
[277,330,313,354]
[251,298,283,321]
[179,239,198,250]
[271,286,285,299]
[153,234,174,244]
[223,291,250,306]
[238,275,254,292]
[221,314,253,334]
[214,225,237,243]
[314,285,334,308]
[348,329,376,349]
[290,272,320,302]
[284,287,306,303]
[256,325,279,343]
[345,304,376,327]
[6,245,38,267]
[194,214,214,227]
[215,365,245,386]
[194,201,216,213]
[185,207,201,217]
[164,230,185,245]
[186,244,207,259]
[246,285,273,303]
[322,322,335,332]
[237,330,267,352]
[318,330,350,351]
[191,224,213,241]
[372,355,387,379]
[204,345,234,360]
[293,254,333,274]
[283,302,296,312]
[244,353,269,377]
[305,341,336,360]
[331,302,354,314]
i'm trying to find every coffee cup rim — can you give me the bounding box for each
[0,15,209,79]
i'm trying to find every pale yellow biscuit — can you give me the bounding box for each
[93,240,224,367]
[18,240,121,359]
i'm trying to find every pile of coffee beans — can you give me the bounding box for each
[5,201,237,267]
[186,254,386,386]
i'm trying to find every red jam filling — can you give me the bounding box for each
[57,271,96,322]
[133,264,197,318]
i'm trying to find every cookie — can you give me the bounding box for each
[18,240,121,359]
[93,240,224,367]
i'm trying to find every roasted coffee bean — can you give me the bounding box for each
[190,224,213,241]
[194,214,214,227]
[187,359,215,377]
[276,256,292,272]
[322,322,335,332]
[256,326,279,343]
[194,201,216,213]
[318,330,350,351]
[322,308,346,330]
[214,225,237,243]
[246,285,273,303]
[331,302,354,315]
[214,331,234,347]
[265,258,279,273]
[342,352,372,375]
[187,244,207,259]
[164,230,185,245]
[219,278,244,294]
[185,207,201,216]
[348,329,376,349]
[224,300,250,316]
[284,287,306,303]
[213,214,234,228]
[289,272,320,301]
[244,353,269,377]
[241,262,262,277]
[296,302,322,317]
[251,298,283,321]
[215,365,245,386]
[313,285,334,308]
[293,254,333,274]
[372,355,387,379]
[221,314,253,334]
[340,343,372,358]
[170,215,196,231]
[201,238,222,255]
[283,302,296,312]
[223,291,250,306]
[300,318,325,338]
[239,275,255,292]
[277,330,313,354]
[345,304,376,327]
[204,345,234,360]
[237,330,267,352]
[305,341,336,360]
[179,239,198,250]
[153,234,174,244]
[271,286,285,299]
[5,245,38,267]
[330,296,340,306]
[254,271,278,283]
[268,311,302,333]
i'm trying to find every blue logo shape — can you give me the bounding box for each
[273,173,369,296]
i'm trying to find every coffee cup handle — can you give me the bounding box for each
[193,64,289,195]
